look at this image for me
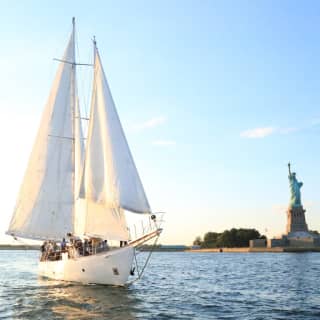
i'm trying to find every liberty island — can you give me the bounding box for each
[251,163,320,250]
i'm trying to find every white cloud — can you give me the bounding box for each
[240,126,299,138]
[135,116,166,130]
[240,127,276,138]
[152,140,176,146]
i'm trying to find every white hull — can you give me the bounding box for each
[38,246,134,286]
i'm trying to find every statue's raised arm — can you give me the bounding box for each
[288,162,292,177]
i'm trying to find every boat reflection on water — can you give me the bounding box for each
[32,278,139,320]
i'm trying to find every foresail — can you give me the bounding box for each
[7,31,76,241]
[80,51,151,215]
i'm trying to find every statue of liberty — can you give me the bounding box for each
[288,163,303,208]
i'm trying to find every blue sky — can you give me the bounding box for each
[1,1,320,244]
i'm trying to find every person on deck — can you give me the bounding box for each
[40,242,46,261]
[84,239,89,256]
[61,238,66,251]
[76,240,83,255]
[103,240,109,251]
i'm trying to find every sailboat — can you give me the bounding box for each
[6,18,162,286]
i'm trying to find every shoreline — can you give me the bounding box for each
[188,247,320,253]
[1,245,320,252]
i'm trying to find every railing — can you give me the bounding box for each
[128,213,165,243]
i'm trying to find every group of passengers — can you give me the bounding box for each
[40,240,60,261]
[40,236,128,261]
[69,238,110,256]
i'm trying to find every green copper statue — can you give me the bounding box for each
[288,163,303,208]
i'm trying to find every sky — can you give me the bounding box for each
[1,0,320,245]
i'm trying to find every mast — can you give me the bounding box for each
[71,17,76,229]
[93,36,97,57]
[72,18,86,236]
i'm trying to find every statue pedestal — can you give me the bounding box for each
[286,206,308,235]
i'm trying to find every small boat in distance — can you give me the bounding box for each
[6,18,162,286]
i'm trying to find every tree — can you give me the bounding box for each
[197,228,265,248]
[193,236,202,246]
[203,232,219,248]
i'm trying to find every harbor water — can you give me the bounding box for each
[1,250,320,319]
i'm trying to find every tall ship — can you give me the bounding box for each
[6,18,162,286]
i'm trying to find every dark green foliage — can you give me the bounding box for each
[193,236,202,246]
[197,228,265,248]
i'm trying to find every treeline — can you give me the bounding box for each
[193,228,266,248]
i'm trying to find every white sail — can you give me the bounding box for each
[77,49,150,240]
[73,197,129,240]
[7,30,77,241]
[80,50,151,213]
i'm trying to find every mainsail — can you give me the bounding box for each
[7,22,151,242]
[7,26,79,240]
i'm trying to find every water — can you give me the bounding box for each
[1,251,320,319]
